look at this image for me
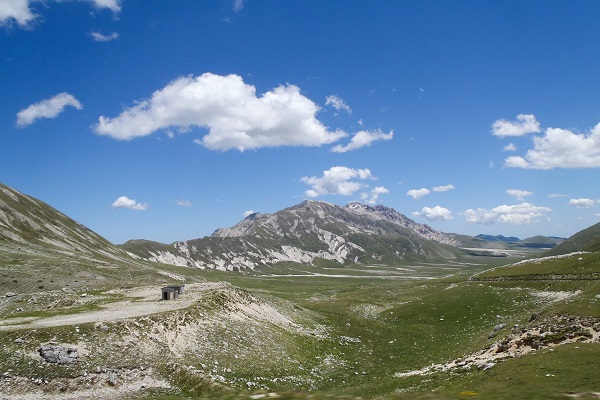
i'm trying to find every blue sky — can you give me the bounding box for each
[1,0,600,244]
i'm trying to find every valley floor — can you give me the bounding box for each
[1,254,600,399]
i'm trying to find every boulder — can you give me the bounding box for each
[38,344,78,364]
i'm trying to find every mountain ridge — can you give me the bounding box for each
[123,199,464,271]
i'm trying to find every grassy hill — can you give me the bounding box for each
[0,182,199,293]
[545,221,600,255]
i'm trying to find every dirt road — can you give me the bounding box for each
[0,282,227,330]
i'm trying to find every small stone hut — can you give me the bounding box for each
[161,284,185,300]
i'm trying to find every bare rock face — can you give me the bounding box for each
[38,344,78,364]
[124,200,461,271]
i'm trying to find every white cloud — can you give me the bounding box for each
[301,166,374,198]
[549,193,568,198]
[506,189,532,201]
[331,129,393,153]
[433,184,454,192]
[16,92,82,127]
[503,143,517,151]
[176,199,192,207]
[96,73,347,151]
[491,114,541,137]
[325,95,352,114]
[87,0,121,12]
[407,188,430,200]
[90,31,119,42]
[361,186,389,205]
[0,0,35,27]
[464,202,551,225]
[504,124,600,169]
[111,196,148,211]
[1,0,120,28]
[243,209,256,217]
[568,198,597,208]
[413,206,453,221]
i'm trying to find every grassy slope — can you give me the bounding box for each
[0,249,599,399]
[545,222,600,255]
[187,253,600,399]
[474,251,600,279]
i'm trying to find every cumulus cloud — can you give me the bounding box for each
[16,92,82,127]
[111,196,148,211]
[331,129,394,153]
[0,0,35,27]
[413,206,453,221]
[433,184,455,192]
[90,31,119,42]
[506,189,532,201]
[176,199,192,207]
[504,124,600,169]
[491,114,541,137]
[568,198,597,208]
[301,166,374,198]
[325,95,352,114]
[407,188,430,200]
[96,73,347,151]
[243,209,256,217]
[361,186,389,205]
[549,194,568,198]
[464,203,551,225]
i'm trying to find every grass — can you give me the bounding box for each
[475,251,600,279]
[0,248,599,399]
[438,343,600,399]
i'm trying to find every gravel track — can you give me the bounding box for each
[0,282,227,330]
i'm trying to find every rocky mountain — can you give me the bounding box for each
[122,200,463,271]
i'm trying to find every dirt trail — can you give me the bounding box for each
[0,282,227,330]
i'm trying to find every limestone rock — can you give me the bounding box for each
[38,344,78,364]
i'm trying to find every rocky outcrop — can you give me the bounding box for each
[38,344,78,364]
[395,315,600,378]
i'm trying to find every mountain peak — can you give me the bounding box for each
[131,199,461,271]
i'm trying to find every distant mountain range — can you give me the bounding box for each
[0,182,585,274]
[474,234,566,249]
[475,234,521,242]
